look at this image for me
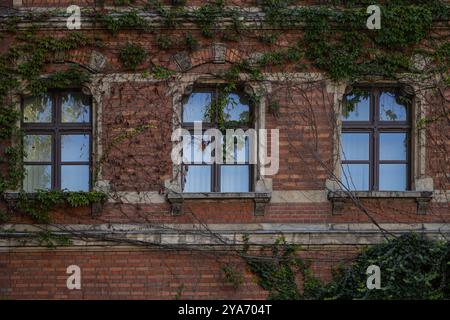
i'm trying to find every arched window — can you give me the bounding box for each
[341,87,411,191]
[21,90,92,192]
[181,86,253,192]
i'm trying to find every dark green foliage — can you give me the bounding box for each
[184,32,199,51]
[258,33,279,45]
[245,234,450,300]
[312,234,450,300]
[257,45,304,67]
[0,105,19,140]
[156,35,174,50]
[374,5,433,49]
[259,1,448,80]
[0,101,23,192]
[99,11,151,34]
[36,230,72,248]
[112,0,135,5]
[29,67,91,97]
[0,145,24,193]
[152,65,175,79]
[193,0,225,37]
[243,236,304,300]
[16,190,107,223]
[221,264,244,289]
[119,43,147,70]
[268,100,280,117]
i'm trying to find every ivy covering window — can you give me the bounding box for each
[181,87,253,192]
[22,91,92,192]
[341,87,411,191]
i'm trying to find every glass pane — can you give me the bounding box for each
[379,91,407,121]
[342,93,370,121]
[380,133,407,160]
[220,165,249,192]
[182,92,212,123]
[341,133,369,160]
[24,135,52,162]
[223,93,250,123]
[23,95,52,123]
[23,165,51,192]
[183,165,211,192]
[61,165,89,191]
[379,164,407,191]
[183,135,212,164]
[224,135,249,164]
[341,164,369,191]
[61,92,91,123]
[61,135,90,162]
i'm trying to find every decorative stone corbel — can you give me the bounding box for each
[330,196,346,215]
[254,194,270,216]
[166,193,186,216]
[167,195,184,216]
[416,192,432,215]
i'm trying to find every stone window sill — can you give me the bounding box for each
[327,191,433,215]
[166,192,272,216]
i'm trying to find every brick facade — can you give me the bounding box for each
[0,1,448,299]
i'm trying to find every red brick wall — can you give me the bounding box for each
[1,1,448,300]
[0,247,358,299]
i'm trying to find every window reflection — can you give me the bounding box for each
[181,88,253,192]
[61,92,91,123]
[22,91,92,192]
[182,92,212,123]
[341,87,410,191]
[24,135,52,162]
[379,91,407,121]
[182,135,213,164]
[223,93,250,124]
[225,135,249,164]
[341,133,369,161]
[342,93,370,121]
[341,164,369,191]
[183,165,211,192]
[24,165,51,192]
[379,164,406,191]
[23,95,52,123]
[380,133,407,161]
[61,165,89,192]
[221,165,249,192]
[61,135,90,162]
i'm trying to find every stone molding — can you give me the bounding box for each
[1,222,449,249]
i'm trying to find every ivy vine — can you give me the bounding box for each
[244,233,450,300]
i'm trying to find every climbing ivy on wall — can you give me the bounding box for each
[0,1,448,234]
[244,233,450,300]
[119,42,147,70]
[0,29,106,225]
[310,233,450,300]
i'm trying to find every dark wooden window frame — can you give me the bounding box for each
[181,86,255,192]
[21,89,93,191]
[342,86,411,191]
